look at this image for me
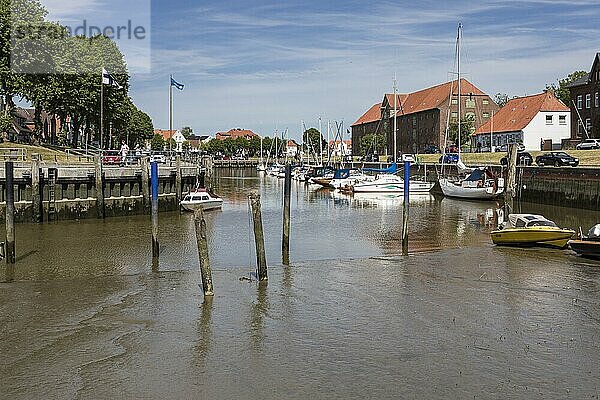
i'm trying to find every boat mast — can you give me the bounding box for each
[393,73,398,164]
[457,22,462,158]
[318,116,323,166]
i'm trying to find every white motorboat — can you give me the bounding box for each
[180,189,223,212]
[329,169,373,190]
[352,174,433,193]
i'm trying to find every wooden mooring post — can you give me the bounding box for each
[504,144,518,213]
[176,155,182,202]
[95,155,105,219]
[194,208,214,296]
[402,160,410,256]
[249,191,267,282]
[5,161,15,264]
[141,156,150,209]
[151,161,159,259]
[282,163,292,265]
[31,154,42,223]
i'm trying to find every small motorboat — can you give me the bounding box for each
[490,214,575,249]
[180,188,223,212]
[569,224,600,258]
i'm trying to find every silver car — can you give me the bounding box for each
[576,139,600,150]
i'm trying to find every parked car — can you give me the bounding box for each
[495,143,525,152]
[500,152,533,166]
[361,154,379,162]
[576,139,600,150]
[102,151,122,165]
[150,154,166,164]
[422,145,441,154]
[535,152,579,167]
[439,153,459,164]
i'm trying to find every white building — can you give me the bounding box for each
[285,140,299,157]
[473,91,570,151]
[329,140,352,157]
[154,129,187,152]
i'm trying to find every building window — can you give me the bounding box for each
[596,92,599,108]
[546,115,553,125]
[483,112,490,118]
[577,95,583,109]
[586,118,592,132]
[451,99,458,105]
[465,99,475,108]
[451,112,458,120]
[482,99,489,105]
[586,94,591,108]
[559,115,566,125]
[412,117,416,126]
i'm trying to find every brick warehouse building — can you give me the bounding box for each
[351,79,499,155]
[568,53,600,140]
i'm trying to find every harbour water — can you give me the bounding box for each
[1,168,600,399]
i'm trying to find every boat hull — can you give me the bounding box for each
[180,199,223,212]
[569,240,600,258]
[439,179,498,200]
[352,181,433,193]
[491,228,575,249]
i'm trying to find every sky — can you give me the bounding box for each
[40,0,600,140]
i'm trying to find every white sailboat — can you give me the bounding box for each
[438,23,504,200]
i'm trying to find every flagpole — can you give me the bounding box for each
[169,75,173,159]
[100,72,104,151]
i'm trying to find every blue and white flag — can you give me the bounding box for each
[171,76,184,91]
[102,68,122,89]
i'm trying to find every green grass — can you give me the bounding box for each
[0,142,92,164]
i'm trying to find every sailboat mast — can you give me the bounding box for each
[318,116,323,166]
[457,23,462,158]
[393,74,398,164]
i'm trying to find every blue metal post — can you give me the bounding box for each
[151,162,159,258]
[402,160,410,255]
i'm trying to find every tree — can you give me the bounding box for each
[151,134,164,151]
[181,126,193,139]
[303,128,325,155]
[124,99,153,146]
[359,134,386,155]
[182,141,190,152]
[546,70,588,106]
[448,116,475,149]
[205,138,224,154]
[494,93,510,108]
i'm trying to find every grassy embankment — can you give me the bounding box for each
[416,150,600,167]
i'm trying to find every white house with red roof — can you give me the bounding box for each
[154,129,186,151]
[215,128,259,141]
[473,91,570,151]
[285,139,299,157]
[329,140,352,157]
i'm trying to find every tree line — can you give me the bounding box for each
[0,0,154,148]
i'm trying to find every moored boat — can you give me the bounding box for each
[180,188,223,212]
[569,224,600,258]
[490,214,575,249]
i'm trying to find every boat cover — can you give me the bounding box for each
[333,169,351,179]
[589,224,600,239]
[362,163,398,174]
[464,169,485,182]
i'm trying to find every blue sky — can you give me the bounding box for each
[42,0,600,140]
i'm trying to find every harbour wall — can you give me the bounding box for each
[0,161,201,223]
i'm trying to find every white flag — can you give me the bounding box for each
[102,68,122,89]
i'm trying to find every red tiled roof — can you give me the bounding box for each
[287,140,298,147]
[386,78,487,116]
[154,129,178,140]
[215,128,258,140]
[352,103,382,126]
[474,91,569,135]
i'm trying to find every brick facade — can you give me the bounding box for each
[568,53,600,140]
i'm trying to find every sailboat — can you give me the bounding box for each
[257,136,267,171]
[351,77,433,194]
[438,23,504,200]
